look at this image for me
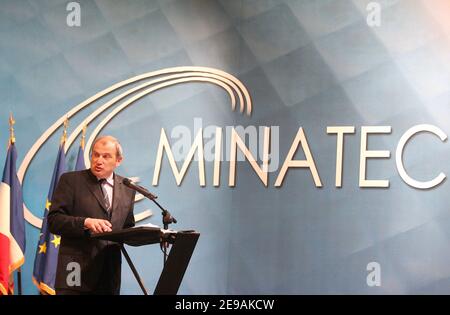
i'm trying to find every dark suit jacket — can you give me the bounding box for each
[47,169,136,293]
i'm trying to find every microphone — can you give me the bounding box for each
[122,178,157,200]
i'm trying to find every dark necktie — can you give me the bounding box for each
[98,179,111,211]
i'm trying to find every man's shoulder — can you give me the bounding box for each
[60,169,90,180]
[114,173,128,188]
[114,173,136,196]
[114,173,125,181]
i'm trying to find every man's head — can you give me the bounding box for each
[90,135,123,179]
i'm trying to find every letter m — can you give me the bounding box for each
[153,128,205,186]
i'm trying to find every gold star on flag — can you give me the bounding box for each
[39,242,47,254]
[51,235,61,248]
[45,199,52,210]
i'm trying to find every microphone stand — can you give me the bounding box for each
[123,179,177,265]
[141,193,177,266]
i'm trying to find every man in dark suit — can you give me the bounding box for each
[48,135,136,295]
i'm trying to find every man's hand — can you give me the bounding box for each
[84,218,112,234]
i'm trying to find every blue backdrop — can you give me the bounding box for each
[1,0,450,294]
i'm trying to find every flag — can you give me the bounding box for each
[0,143,26,295]
[32,144,66,295]
[75,128,86,171]
[75,143,85,171]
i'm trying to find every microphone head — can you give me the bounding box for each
[122,177,131,185]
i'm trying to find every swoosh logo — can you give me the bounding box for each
[17,67,252,228]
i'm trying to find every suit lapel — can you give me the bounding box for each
[83,170,108,213]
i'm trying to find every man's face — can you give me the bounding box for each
[90,140,122,179]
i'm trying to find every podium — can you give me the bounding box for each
[92,226,200,295]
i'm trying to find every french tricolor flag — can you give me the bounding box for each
[0,142,26,295]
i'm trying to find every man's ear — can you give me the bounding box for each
[115,156,123,167]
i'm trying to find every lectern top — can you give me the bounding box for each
[91,226,177,246]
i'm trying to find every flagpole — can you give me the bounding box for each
[81,124,86,150]
[61,116,69,145]
[9,113,22,296]
[9,112,15,147]
[17,268,22,295]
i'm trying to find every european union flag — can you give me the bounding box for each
[75,137,85,171]
[32,144,66,295]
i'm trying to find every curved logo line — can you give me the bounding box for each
[18,67,252,228]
